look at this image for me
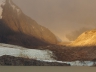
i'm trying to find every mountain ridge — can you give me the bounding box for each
[69,30,96,47]
[0,0,59,47]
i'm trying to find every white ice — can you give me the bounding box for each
[0,43,55,60]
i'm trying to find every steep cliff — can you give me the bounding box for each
[0,0,58,47]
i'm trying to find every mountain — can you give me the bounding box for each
[69,30,96,47]
[0,0,58,47]
[66,27,92,41]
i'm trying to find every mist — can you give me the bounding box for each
[66,27,96,41]
[12,0,96,41]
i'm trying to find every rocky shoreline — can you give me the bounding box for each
[0,55,70,66]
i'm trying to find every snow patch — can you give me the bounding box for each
[41,27,43,31]
[9,0,15,9]
[0,43,55,60]
[0,43,26,50]
[9,0,20,14]
[67,61,94,66]
[40,60,96,66]
[22,49,54,60]
[0,6,3,19]
[0,47,21,57]
[0,0,5,19]
[11,4,15,9]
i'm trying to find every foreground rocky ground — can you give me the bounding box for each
[0,55,70,66]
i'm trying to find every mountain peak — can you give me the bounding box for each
[69,29,96,47]
[0,0,21,19]
[6,0,21,13]
[0,0,58,46]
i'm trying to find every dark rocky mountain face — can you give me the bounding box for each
[0,20,49,48]
[0,0,58,47]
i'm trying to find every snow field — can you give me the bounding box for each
[0,43,96,66]
[0,44,55,60]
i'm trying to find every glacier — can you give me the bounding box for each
[0,43,96,66]
[0,43,55,60]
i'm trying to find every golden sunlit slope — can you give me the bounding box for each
[69,30,96,47]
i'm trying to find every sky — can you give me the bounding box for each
[11,0,96,41]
